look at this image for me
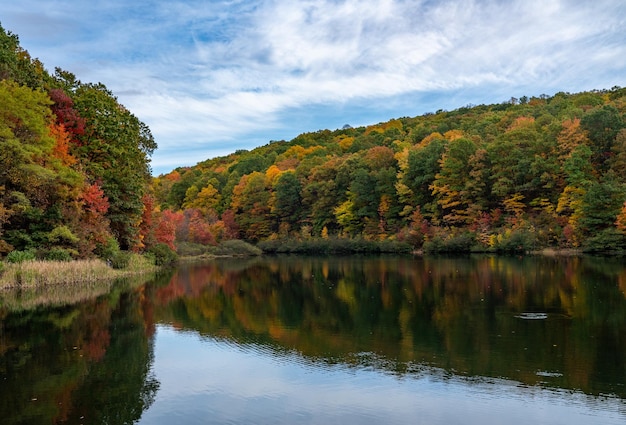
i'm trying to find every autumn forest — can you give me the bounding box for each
[2,24,626,260]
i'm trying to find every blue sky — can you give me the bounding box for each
[1,0,625,175]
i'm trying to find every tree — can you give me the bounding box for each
[556,118,589,161]
[616,201,626,234]
[579,171,625,235]
[72,182,111,257]
[230,172,271,241]
[183,182,222,215]
[334,200,359,236]
[71,83,156,249]
[0,80,66,251]
[581,105,624,170]
[154,210,184,250]
[272,171,302,232]
[300,157,347,235]
[48,88,86,145]
[0,25,49,89]
[184,209,216,245]
[431,138,478,225]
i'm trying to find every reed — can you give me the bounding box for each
[0,254,159,290]
[0,280,114,310]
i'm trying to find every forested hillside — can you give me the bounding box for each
[0,25,156,259]
[153,86,626,253]
[2,24,626,258]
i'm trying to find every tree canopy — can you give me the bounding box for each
[152,86,626,253]
[0,25,156,258]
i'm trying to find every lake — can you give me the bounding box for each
[1,255,625,424]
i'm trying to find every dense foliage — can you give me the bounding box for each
[0,25,157,259]
[153,87,626,253]
[2,24,626,256]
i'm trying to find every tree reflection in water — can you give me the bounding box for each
[1,255,625,424]
[0,282,161,424]
[153,255,626,398]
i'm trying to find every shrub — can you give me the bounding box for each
[176,242,209,257]
[47,226,79,245]
[258,237,412,254]
[220,240,263,256]
[146,243,179,266]
[6,249,36,263]
[423,233,475,254]
[492,229,537,253]
[583,228,626,252]
[95,236,120,261]
[109,251,131,269]
[42,248,73,262]
[126,252,159,272]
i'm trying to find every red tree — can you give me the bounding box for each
[48,88,85,145]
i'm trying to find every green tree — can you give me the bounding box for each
[0,80,80,251]
[403,138,446,215]
[70,83,157,249]
[431,138,478,225]
[581,105,624,170]
[301,157,349,235]
[272,171,302,232]
[580,171,625,236]
[0,25,49,89]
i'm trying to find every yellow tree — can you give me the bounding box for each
[230,172,271,241]
[557,118,589,161]
[183,183,221,215]
[431,138,477,225]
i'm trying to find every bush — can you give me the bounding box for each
[492,229,537,253]
[146,243,179,266]
[95,236,120,261]
[257,237,412,255]
[47,226,79,245]
[220,240,263,256]
[42,248,73,262]
[109,251,131,269]
[6,249,36,263]
[423,233,475,254]
[176,242,209,257]
[583,228,626,252]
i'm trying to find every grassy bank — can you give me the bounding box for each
[0,254,158,290]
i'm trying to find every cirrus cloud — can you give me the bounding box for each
[1,0,625,174]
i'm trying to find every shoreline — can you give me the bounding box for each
[0,256,159,291]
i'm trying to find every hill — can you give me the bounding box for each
[152,86,626,253]
[2,23,625,256]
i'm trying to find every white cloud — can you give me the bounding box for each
[1,0,625,174]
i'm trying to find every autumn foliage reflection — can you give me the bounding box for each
[0,285,159,424]
[153,256,626,397]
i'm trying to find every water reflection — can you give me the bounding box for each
[0,283,160,424]
[1,255,625,424]
[152,255,626,398]
[141,326,625,425]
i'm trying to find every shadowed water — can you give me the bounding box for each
[1,255,625,424]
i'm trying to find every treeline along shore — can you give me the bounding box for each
[2,23,626,289]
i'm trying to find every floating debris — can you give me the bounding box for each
[515,312,548,320]
[536,371,563,377]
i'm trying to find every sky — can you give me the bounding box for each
[1,0,625,175]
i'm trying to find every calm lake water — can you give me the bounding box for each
[1,255,625,424]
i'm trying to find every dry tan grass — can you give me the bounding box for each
[0,280,114,310]
[0,259,118,289]
[0,255,158,290]
[0,256,159,310]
